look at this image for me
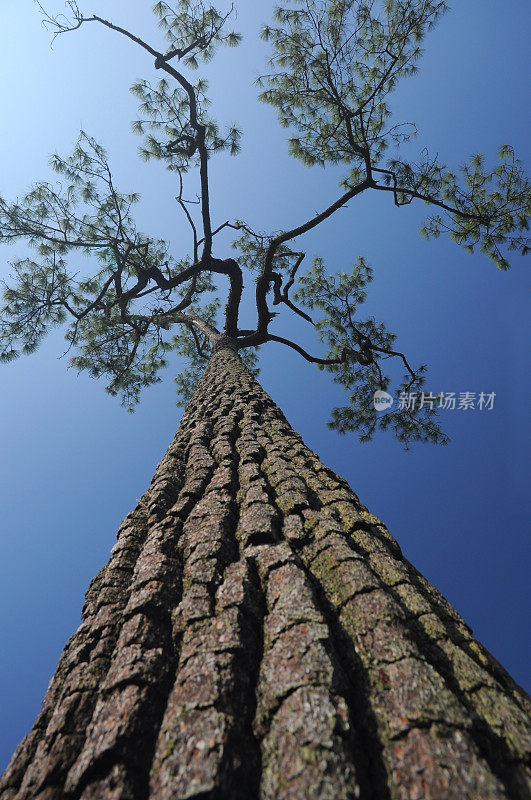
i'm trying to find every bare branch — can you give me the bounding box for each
[252,178,371,342]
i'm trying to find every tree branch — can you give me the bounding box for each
[266,333,349,365]
[252,179,371,342]
[46,8,215,262]
[271,253,313,324]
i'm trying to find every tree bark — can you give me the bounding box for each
[1,342,530,800]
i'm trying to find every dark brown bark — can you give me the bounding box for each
[2,342,530,800]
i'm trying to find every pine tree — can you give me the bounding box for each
[1,2,530,798]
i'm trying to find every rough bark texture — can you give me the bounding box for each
[2,342,530,800]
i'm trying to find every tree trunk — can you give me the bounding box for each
[1,342,530,800]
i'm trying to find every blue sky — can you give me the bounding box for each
[0,0,530,772]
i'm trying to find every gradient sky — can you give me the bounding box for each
[1,0,530,772]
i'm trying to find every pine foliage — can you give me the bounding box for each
[0,0,529,444]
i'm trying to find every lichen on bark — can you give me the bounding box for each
[1,344,530,800]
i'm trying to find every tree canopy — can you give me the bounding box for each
[0,0,529,446]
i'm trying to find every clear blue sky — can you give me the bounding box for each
[1,0,529,772]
